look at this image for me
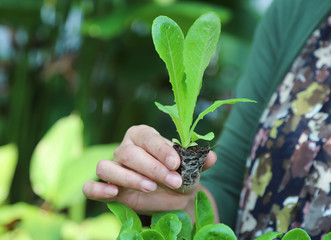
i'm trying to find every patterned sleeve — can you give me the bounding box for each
[200,0,331,229]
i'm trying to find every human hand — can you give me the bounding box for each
[83,125,217,216]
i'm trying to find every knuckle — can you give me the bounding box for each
[113,146,121,160]
[151,163,167,179]
[119,144,134,164]
[96,159,109,178]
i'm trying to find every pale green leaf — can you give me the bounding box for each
[54,144,118,209]
[61,213,121,240]
[190,98,256,136]
[0,144,18,205]
[191,131,214,143]
[183,12,221,141]
[172,138,181,145]
[155,102,179,119]
[30,114,84,203]
[152,16,185,114]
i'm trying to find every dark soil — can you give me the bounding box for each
[173,144,210,192]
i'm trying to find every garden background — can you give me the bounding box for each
[0,0,271,239]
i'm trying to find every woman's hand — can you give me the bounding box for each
[83,125,217,217]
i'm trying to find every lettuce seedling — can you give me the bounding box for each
[107,191,326,239]
[152,12,256,149]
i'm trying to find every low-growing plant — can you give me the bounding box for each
[108,190,331,240]
[152,12,255,149]
[151,13,256,190]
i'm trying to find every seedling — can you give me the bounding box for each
[108,190,328,239]
[152,13,256,190]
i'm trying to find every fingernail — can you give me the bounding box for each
[166,173,182,189]
[166,156,178,170]
[141,180,157,192]
[104,186,118,197]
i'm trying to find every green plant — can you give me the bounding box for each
[108,190,331,240]
[152,12,256,148]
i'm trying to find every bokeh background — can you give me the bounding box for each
[0,0,271,239]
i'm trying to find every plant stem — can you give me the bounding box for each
[68,200,86,223]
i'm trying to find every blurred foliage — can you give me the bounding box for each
[0,0,264,238]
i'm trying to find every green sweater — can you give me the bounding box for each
[201,0,331,229]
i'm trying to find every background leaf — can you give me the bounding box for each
[54,143,118,209]
[0,144,18,205]
[194,191,215,233]
[30,114,84,205]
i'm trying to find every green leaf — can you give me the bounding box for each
[151,210,192,240]
[190,98,257,138]
[322,233,331,240]
[81,3,231,39]
[183,12,221,146]
[155,102,185,145]
[140,229,165,240]
[282,228,311,240]
[155,102,179,119]
[107,202,142,233]
[61,213,121,240]
[118,229,144,240]
[154,213,182,240]
[54,143,118,209]
[30,114,84,204]
[191,131,214,143]
[0,144,18,205]
[152,16,185,113]
[193,223,236,240]
[194,191,215,233]
[255,232,283,240]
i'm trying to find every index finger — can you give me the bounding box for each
[125,125,180,170]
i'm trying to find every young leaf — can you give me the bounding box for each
[182,12,221,145]
[190,98,257,139]
[191,131,214,143]
[151,210,192,240]
[193,223,237,240]
[255,232,283,240]
[118,229,143,240]
[282,228,311,240]
[140,230,165,240]
[154,102,179,119]
[107,202,142,233]
[194,191,215,233]
[152,16,186,124]
[154,213,182,240]
[322,233,331,240]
